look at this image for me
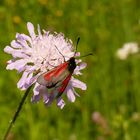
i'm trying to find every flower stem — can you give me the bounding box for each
[3,85,32,140]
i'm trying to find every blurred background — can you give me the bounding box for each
[1,0,140,140]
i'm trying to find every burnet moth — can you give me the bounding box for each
[37,37,92,99]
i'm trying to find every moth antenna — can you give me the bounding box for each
[47,61,57,68]
[78,52,93,58]
[54,45,65,62]
[74,37,80,56]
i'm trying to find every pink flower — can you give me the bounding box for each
[116,42,139,60]
[4,22,87,109]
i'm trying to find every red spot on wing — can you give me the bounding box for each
[44,62,68,81]
[57,74,72,97]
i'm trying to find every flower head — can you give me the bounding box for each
[4,22,87,109]
[116,42,139,60]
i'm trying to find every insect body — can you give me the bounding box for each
[37,57,76,98]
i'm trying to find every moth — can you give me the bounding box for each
[37,37,92,98]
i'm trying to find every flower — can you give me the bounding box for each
[4,22,87,109]
[116,42,139,60]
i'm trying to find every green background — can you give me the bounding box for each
[1,0,140,139]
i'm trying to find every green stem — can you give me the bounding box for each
[3,85,32,140]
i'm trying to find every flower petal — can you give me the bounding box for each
[71,77,87,90]
[44,95,55,106]
[66,86,76,102]
[27,22,36,40]
[16,33,31,49]
[4,46,14,54]
[17,71,34,90]
[17,71,29,90]
[11,40,21,49]
[39,86,49,102]
[57,97,65,109]
[4,46,28,58]
[44,89,58,106]
[31,94,40,103]
[6,59,27,71]
[31,83,42,103]
[19,34,32,44]
[78,62,87,70]
[74,62,87,75]
[26,73,33,85]
[33,83,41,95]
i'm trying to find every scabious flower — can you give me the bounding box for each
[116,42,139,60]
[4,22,87,109]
